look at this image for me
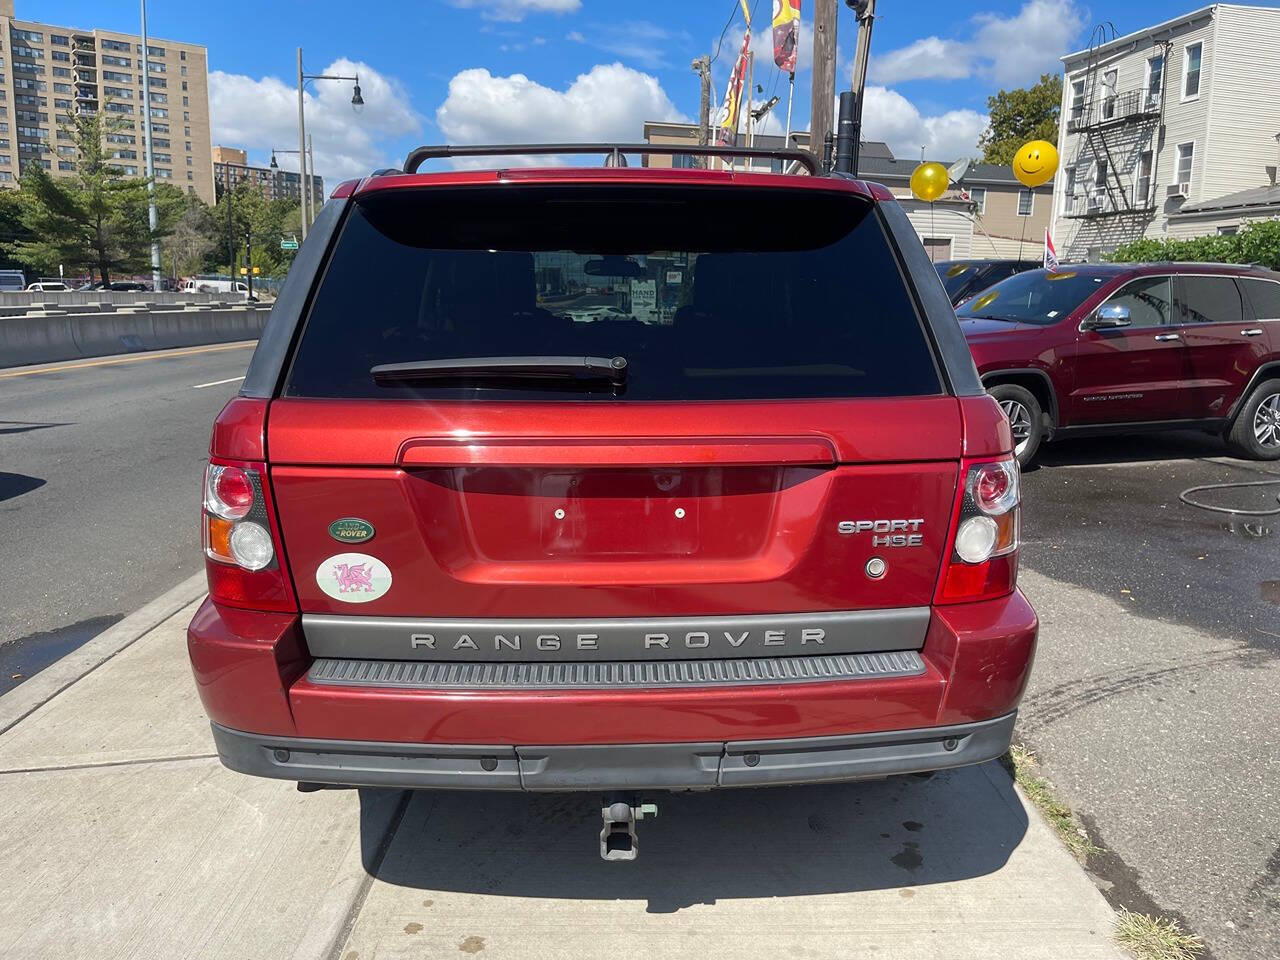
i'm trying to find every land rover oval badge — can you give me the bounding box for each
[329,518,375,544]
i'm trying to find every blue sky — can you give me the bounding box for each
[22,0,1280,184]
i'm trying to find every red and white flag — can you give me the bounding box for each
[715,30,750,147]
[1043,229,1060,271]
[772,0,801,73]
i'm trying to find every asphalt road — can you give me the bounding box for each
[1019,431,1280,960]
[0,357,1276,957]
[0,342,255,692]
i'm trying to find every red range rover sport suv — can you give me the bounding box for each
[188,144,1037,857]
[957,263,1280,465]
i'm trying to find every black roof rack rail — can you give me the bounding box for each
[402,142,821,176]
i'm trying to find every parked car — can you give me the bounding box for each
[25,280,70,292]
[0,269,26,292]
[936,259,1040,307]
[188,146,1037,859]
[957,263,1280,465]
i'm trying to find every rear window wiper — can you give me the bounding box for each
[371,355,628,386]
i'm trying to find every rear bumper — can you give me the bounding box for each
[188,590,1036,751]
[210,711,1017,791]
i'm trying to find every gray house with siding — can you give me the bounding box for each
[1053,4,1280,260]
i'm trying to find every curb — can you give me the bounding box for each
[0,572,207,736]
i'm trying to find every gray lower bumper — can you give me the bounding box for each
[210,712,1017,792]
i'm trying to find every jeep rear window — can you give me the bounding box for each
[284,185,942,401]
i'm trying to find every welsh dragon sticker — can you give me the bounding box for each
[316,552,392,603]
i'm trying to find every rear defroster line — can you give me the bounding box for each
[1179,479,1280,517]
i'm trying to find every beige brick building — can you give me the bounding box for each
[212,145,323,205]
[0,0,215,203]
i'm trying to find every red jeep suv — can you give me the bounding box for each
[957,263,1280,465]
[187,144,1037,857]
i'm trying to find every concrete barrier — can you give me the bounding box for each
[0,305,271,368]
[0,290,237,307]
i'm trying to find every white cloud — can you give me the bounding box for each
[209,58,421,188]
[871,0,1085,87]
[874,37,972,85]
[448,0,580,21]
[435,63,688,165]
[590,21,692,69]
[566,30,586,43]
[860,85,987,161]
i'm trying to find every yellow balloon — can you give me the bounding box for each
[909,161,950,203]
[1012,140,1059,188]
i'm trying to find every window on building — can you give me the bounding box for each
[150,107,168,118]
[1069,77,1085,125]
[1017,188,1033,216]
[53,99,70,110]
[180,65,187,76]
[1094,158,1108,189]
[181,81,188,91]
[0,172,13,182]
[58,160,73,171]
[182,96,188,106]
[13,47,44,60]
[153,153,171,164]
[1146,54,1164,101]
[102,55,131,68]
[51,50,69,62]
[155,167,171,178]
[101,39,131,52]
[148,61,166,74]
[187,170,193,180]
[103,86,133,99]
[967,186,986,214]
[1176,142,1194,186]
[0,157,9,166]
[105,102,134,114]
[184,140,191,151]
[152,137,170,149]
[103,70,131,83]
[106,133,136,144]
[1183,42,1202,98]
[182,111,189,121]
[1063,166,1076,209]
[50,34,69,46]
[186,156,192,166]
[180,51,186,60]
[1136,150,1153,204]
[1101,69,1118,119]
[153,122,169,134]
[12,30,44,44]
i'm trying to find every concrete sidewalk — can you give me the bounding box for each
[0,585,1130,960]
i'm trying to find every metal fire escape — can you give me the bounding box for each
[1063,23,1169,219]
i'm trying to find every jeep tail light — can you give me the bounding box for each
[936,457,1020,604]
[203,458,296,611]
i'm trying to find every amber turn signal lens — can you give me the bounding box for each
[204,515,234,563]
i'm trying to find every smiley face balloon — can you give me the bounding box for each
[1012,140,1059,188]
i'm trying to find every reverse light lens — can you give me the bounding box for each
[205,465,254,520]
[228,521,274,571]
[955,515,999,563]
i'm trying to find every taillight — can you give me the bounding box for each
[936,457,1020,604]
[203,458,296,611]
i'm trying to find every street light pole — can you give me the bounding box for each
[140,0,162,290]
[296,47,365,235]
[296,48,307,241]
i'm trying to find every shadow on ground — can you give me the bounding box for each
[1031,429,1267,470]
[357,762,1027,913]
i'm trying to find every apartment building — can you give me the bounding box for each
[0,0,215,203]
[1053,4,1280,260]
[212,145,323,205]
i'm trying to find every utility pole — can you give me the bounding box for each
[307,134,315,218]
[846,0,877,176]
[245,228,253,301]
[811,0,838,171]
[297,48,308,240]
[140,0,162,290]
[691,56,712,167]
[225,164,234,280]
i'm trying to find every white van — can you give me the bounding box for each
[181,278,250,296]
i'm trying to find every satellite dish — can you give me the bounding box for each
[947,158,971,184]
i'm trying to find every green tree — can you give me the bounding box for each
[8,109,156,285]
[978,74,1063,165]
[1108,220,1280,270]
[211,181,302,277]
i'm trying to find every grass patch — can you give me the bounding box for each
[1114,908,1205,960]
[1001,743,1100,860]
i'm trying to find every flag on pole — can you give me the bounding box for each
[716,30,751,147]
[773,0,801,72]
[1044,228,1060,271]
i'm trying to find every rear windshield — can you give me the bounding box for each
[285,185,942,401]
[955,268,1111,325]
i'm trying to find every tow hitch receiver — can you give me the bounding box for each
[600,797,658,861]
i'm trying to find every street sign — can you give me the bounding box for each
[280,238,299,251]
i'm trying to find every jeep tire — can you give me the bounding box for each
[1227,377,1280,460]
[988,383,1043,467]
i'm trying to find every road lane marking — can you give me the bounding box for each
[192,376,246,389]
[0,341,254,380]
